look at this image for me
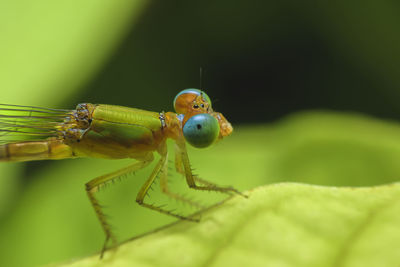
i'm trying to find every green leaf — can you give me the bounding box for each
[61,182,400,267]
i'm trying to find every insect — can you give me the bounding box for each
[0,89,243,257]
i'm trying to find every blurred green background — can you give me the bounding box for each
[2,1,400,266]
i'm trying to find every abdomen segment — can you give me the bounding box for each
[0,139,75,162]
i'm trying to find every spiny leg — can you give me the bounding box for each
[136,142,199,221]
[174,143,185,175]
[175,149,235,192]
[160,149,205,209]
[174,142,217,187]
[175,139,247,197]
[85,154,154,258]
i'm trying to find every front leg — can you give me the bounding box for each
[135,141,200,221]
[175,138,246,197]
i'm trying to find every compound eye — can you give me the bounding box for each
[183,113,220,148]
[173,88,212,114]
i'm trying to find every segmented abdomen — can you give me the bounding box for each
[0,139,74,162]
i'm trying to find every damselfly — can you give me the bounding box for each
[0,89,243,257]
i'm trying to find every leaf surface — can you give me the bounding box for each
[63,183,400,267]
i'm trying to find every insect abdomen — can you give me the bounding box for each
[0,139,75,162]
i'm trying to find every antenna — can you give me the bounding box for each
[199,67,203,90]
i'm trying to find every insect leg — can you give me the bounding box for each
[176,139,246,197]
[136,141,199,221]
[85,154,154,258]
[160,148,205,209]
[174,142,225,187]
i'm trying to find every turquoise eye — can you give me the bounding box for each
[183,113,220,148]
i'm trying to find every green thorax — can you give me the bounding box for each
[92,104,161,129]
[88,104,162,148]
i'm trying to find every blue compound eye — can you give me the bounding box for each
[183,113,220,148]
